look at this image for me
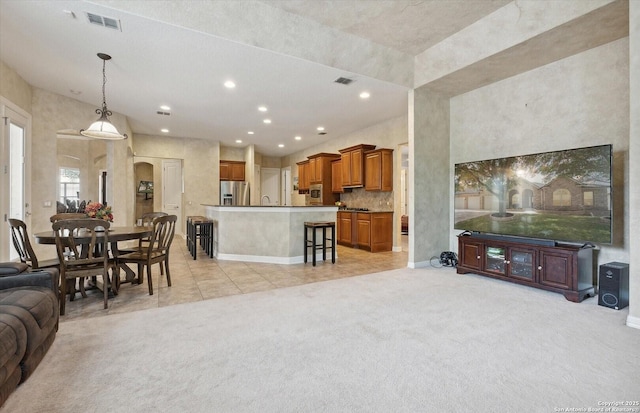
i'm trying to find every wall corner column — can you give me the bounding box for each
[408,86,451,267]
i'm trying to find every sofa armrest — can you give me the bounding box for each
[0,268,59,294]
[0,262,29,275]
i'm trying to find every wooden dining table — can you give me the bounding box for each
[34,226,153,289]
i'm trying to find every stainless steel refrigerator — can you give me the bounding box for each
[220,181,250,205]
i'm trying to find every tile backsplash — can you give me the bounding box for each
[339,188,393,211]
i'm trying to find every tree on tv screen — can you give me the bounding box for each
[455,145,610,217]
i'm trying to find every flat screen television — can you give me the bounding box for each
[454,144,612,245]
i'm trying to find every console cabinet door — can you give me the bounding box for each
[506,247,536,282]
[538,248,573,290]
[459,238,483,271]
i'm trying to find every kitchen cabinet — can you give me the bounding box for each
[339,144,376,188]
[331,159,343,193]
[365,148,393,191]
[220,161,245,181]
[337,211,353,245]
[308,153,340,184]
[457,233,595,302]
[296,160,310,192]
[337,211,393,252]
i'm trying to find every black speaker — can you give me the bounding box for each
[598,262,629,310]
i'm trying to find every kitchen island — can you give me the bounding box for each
[203,205,338,264]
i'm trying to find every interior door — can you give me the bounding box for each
[1,100,31,262]
[261,167,280,205]
[162,159,183,235]
[281,167,291,206]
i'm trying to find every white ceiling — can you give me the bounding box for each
[0,0,509,156]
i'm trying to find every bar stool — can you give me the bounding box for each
[304,221,336,266]
[187,216,214,259]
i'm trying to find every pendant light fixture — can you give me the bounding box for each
[80,53,128,140]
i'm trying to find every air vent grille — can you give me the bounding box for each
[156,111,171,116]
[86,12,122,31]
[334,77,353,85]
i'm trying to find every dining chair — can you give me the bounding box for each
[117,215,177,295]
[52,218,114,315]
[49,213,87,223]
[119,212,168,257]
[8,218,60,270]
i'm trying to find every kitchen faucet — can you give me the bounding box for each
[261,195,271,205]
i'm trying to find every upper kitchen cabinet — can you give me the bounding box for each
[296,160,310,192]
[308,153,341,184]
[220,160,246,181]
[365,148,394,191]
[339,144,376,188]
[331,159,343,193]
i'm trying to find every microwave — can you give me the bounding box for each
[309,184,322,205]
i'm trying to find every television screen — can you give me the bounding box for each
[454,144,612,244]
[138,180,153,193]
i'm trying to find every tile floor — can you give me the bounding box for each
[60,236,409,322]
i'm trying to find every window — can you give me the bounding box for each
[552,189,571,207]
[59,167,80,204]
[583,191,594,207]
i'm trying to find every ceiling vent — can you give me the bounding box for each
[156,111,171,116]
[334,77,354,85]
[86,12,122,31]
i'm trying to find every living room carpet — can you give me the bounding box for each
[2,267,639,413]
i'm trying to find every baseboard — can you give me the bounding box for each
[626,314,640,330]
[216,252,338,265]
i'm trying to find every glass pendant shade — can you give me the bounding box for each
[80,107,127,140]
[80,53,127,140]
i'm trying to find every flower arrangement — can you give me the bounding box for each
[85,202,114,222]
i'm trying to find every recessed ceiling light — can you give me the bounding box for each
[317,126,325,131]
[294,136,302,141]
[236,139,242,143]
[258,106,267,112]
[359,92,370,99]
[160,105,171,111]
[224,80,236,89]
[161,128,169,133]
[263,119,271,124]
[247,131,254,135]
[278,144,284,148]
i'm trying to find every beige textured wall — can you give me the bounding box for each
[414,0,616,88]
[28,88,131,259]
[0,61,31,113]
[628,1,639,327]
[133,134,220,219]
[450,38,629,266]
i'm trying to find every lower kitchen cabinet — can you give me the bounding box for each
[456,233,594,302]
[337,211,393,252]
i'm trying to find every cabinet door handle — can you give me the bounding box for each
[477,256,481,259]
[538,266,543,270]
[505,260,510,264]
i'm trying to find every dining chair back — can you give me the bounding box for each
[52,218,113,315]
[8,218,59,270]
[50,213,87,223]
[117,214,177,295]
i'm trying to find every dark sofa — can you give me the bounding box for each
[0,262,59,407]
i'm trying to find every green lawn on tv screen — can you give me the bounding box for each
[455,212,611,243]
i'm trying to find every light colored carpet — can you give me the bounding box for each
[2,267,639,413]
